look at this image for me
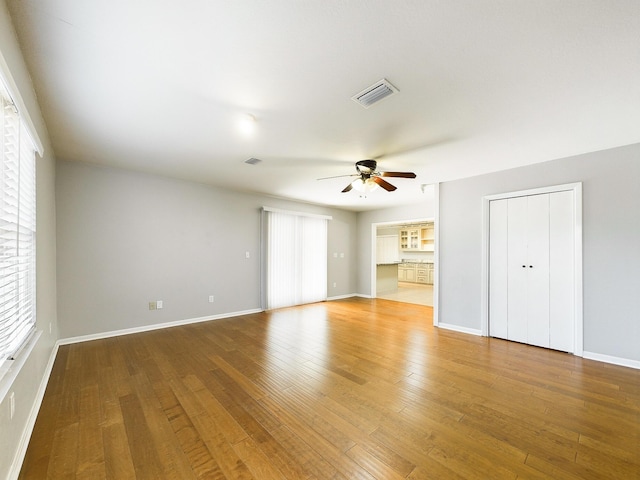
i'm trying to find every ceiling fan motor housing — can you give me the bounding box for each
[356,159,377,176]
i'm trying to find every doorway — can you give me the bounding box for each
[373,220,435,308]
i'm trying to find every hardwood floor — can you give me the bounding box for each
[20,298,640,479]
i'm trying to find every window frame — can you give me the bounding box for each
[0,77,40,402]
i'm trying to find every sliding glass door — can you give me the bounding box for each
[263,208,329,310]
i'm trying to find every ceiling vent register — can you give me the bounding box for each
[351,79,399,108]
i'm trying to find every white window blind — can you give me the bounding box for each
[0,89,36,379]
[264,209,329,310]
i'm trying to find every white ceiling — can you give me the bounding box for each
[6,0,640,211]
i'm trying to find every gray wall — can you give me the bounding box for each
[56,160,357,338]
[0,1,58,477]
[439,143,640,361]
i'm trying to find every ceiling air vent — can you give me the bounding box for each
[351,78,399,108]
[245,157,262,165]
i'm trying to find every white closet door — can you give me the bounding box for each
[487,186,577,353]
[549,191,575,351]
[489,199,508,339]
[526,194,551,348]
[507,196,528,344]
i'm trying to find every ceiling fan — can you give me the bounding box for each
[318,159,416,193]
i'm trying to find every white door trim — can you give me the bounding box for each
[433,182,440,326]
[480,182,583,355]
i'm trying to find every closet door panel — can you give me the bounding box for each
[549,190,575,352]
[527,194,551,348]
[507,197,528,343]
[489,199,508,339]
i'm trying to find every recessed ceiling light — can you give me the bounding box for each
[238,113,256,136]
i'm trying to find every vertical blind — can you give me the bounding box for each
[264,209,329,310]
[0,89,36,373]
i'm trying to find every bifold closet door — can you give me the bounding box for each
[489,191,574,352]
[548,191,574,351]
[514,194,550,348]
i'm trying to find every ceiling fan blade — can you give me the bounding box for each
[380,171,416,178]
[317,174,358,181]
[341,182,354,193]
[372,176,397,191]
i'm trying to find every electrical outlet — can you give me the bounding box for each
[9,392,15,419]
[49,322,52,334]
[245,251,250,259]
[157,300,163,309]
[209,295,215,303]
[333,282,337,288]
[149,301,156,310]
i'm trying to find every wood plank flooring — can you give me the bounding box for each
[20,298,640,479]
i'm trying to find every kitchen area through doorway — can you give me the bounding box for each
[375,221,434,307]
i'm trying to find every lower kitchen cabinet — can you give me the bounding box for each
[416,267,427,284]
[405,267,416,282]
[427,267,434,285]
[398,264,415,282]
[398,263,433,285]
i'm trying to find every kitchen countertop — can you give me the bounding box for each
[377,261,434,266]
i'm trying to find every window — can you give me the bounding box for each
[263,208,330,310]
[0,86,37,386]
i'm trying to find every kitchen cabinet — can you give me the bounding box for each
[420,225,435,251]
[489,191,574,352]
[398,263,416,282]
[399,228,420,250]
[416,266,427,284]
[400,224,434,251]
[398,263,434,284]
[405,266,416,282]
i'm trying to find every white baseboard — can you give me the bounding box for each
[58,309,263,346]
[326,293,360,301]
[354,293,373,299]
[8,341,60,480]
[583,351,640,370]
[437,323,482,336]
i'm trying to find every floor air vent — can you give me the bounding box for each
[351,79,399,108]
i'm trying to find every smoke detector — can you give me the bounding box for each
[351,79,399,108]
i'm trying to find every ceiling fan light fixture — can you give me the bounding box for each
[351,177,379,193]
